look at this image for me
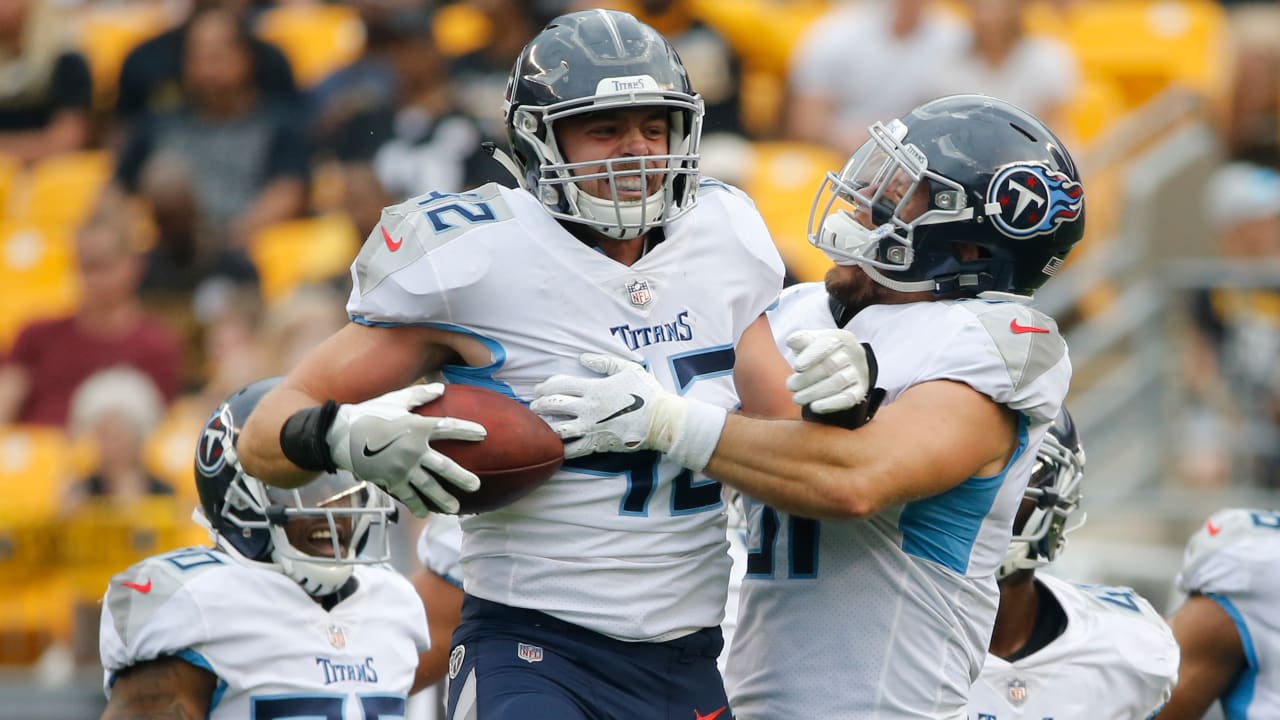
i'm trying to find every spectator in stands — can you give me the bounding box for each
[336,6,485,198]
[102,5,309,252]
[1183,161,1280,488]
[0,0,91,163]
[786,0,966,154]
[0,219,181,426]
[257,283,348,378]
[926,0,1079,137]
[448,0,542,187]
[1223,4,1280,166]
[115,0,296,127]
[62,367,172,513]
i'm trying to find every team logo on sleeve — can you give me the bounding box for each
[627,279,653,307]
[1006,678,1029,707]
[987,163,1084,239]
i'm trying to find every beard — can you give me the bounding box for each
[824,264,892,318]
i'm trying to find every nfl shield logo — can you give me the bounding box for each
[327,624,347,649]
[1007,678,1028,706]
[626,279,652,307]
[516,642,544,663]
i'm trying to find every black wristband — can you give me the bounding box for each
[280,400,340,473]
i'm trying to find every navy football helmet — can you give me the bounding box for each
[809,94,1085,299]
[495,9,704,240]
[997,407,1086,580]
[195,378,396,596]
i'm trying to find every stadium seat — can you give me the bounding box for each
[1064,0,1232,110]
[1068,76,1128,144]
[432,2,491,58]
[6,150,112,228]
[249,214,360,303]
[74,4,174,105]
[255,4,366,87]
[0,575,74,665]
[0,221,78,350]
[59,497,191,601]
[0,426,73,524]
[688,0,829,76]
[143,396,212,505]
[742,141,844,284]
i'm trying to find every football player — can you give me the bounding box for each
[534,94,1084,717]
[1157,507,1280,718]
[98,379,429,719]
[967,408,1179,719]
[234,10,828,719]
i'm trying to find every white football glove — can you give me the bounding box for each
[786,329,873,414]
[325,384,486,516]
[530,353,726,470]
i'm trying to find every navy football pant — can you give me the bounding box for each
[445,595,734,720]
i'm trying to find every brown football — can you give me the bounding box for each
[412,384,564,514]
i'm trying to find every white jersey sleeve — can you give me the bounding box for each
[968,574,1178,719]
[1174,508,1280,718]
[416,514,463,589]
[100,546,428,719]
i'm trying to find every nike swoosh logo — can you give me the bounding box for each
[598,393,645,424]
[694,707,727,720]
[381,225,404,252]
[122,579,152,594]
[1207,521,1222,536]
[1009,318,1050,334]
[362,438,396,457]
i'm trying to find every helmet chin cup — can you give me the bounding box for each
[568,181,666,240]
[275,549,355,597]
[814,212,912,270]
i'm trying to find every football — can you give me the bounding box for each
[413,384,564,514]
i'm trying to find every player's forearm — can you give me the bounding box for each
[704,414,882,519]
[238,385,328,488]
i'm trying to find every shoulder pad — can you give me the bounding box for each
[103,547,229,653]
[353,184,515,297]
[1179,508,1280,594]
[960,301,1067,396]
[696,177,755,206]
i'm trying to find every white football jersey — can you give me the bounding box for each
[348,181,784,642]
[968,574,1178,719]
[726,282,1071,719]
[1173,507,1280,719]
[100,546,429,718]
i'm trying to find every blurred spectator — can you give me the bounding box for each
[0,219,181,426]
[786,0,966,154]
[331,4,485,199]
[115,0,297,127]
[257,283,347,376]
[102,5,309,252]
[1223,3,1280,166]
[447,0,542,187]
[191,280,264,413]
[927,0,1079,137]
[1183,161,1280,488]
[0,0,91,163]
[63,366,172,513]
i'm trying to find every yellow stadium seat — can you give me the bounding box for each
[432,2,491,58]
[1068,76,1127,144]
[74,4,174,103]
[249,214,360,303]
[255,4,366,87]
[7,150,113,227]
[1065,0,1232,109]
[0,221,78,350]
[689,0,829,75]
[0,426,73,524]
[743,141,844,283]
[144,395,213,505]
[0,575,74,664]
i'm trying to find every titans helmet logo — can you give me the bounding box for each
[986,163,1084,239]
[196,408,230,477]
